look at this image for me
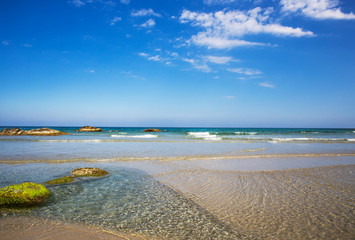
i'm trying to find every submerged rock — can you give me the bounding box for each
[0,127,67,136]
[77,126,103,132]
[143,128,161,132]
[45,176,74,185]
[71,168,109,177]
[0,182,51,207]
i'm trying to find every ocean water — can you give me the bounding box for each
[1,127,354,239]
[0,127,354,162]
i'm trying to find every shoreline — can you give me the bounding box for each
[0,152,354,164]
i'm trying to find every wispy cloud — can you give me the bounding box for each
[206,55,236,64]
[71,0,86,7]
[227,68,262,75]
[85,69,95,73]
[281,0,355,20]
[140,19,156,28]
[110,16,122,26]
[120,0,130,4]
[131,9,161,17]
[183,58,212,72]
[1,40,9,46]
[259,82,275,88]
[180,7,314,49]
[21,43,32,48]
[204,0,236,5]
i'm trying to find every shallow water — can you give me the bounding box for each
[0,163,241,239]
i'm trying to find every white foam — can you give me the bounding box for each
[235,132,257,135]
[188,132,222,141]
[347,139,355,142]
[270,137,346,142]
[111,134,157,138]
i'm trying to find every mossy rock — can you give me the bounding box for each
[45,176,74,185]
[71,168,109,177]
[0,182,51,207]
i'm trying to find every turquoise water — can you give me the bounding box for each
[0,127,354,162]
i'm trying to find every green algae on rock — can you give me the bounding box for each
[0,182,50,207]
[45,176,74,185]
[71,168,109,177]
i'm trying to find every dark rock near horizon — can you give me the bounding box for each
[143,128,161,132]
[0,127,67,136]
[77,126,103,132]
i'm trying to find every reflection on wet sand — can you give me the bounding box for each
[155,165,355,240]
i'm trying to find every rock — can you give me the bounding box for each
[71,168,109,177]
[45,176,74,185]
[77,126,103,132]
[0,128,26,136]
[0,182,51,207]
[26,128,68,136]
[143,128,161,132]
[0,128,67,136]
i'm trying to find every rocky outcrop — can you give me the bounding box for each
[0,128,26,136]
[0,128,67,136]
[0,182,51,207]
[71,168,109,177]
[143,128,161,132]
[77,126,103,132]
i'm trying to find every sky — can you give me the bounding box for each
[0,0,354,128]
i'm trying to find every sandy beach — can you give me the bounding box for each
[1,157,354,239]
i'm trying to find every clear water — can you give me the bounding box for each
[0,162,242,239]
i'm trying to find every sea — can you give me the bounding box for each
[1,127,354,239]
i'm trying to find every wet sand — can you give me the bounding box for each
[1,160,354,239]
[0,216,155,240]
[155,165,355,239]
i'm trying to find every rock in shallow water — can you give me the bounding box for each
[0,182,51,207]
[71,168,109,177]
[143,128,161,132]
[77,126,103,132]
[0,127,67,136]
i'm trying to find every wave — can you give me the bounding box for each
[188,132,222,141]
[111,134,158,139]
[235,132,257,135]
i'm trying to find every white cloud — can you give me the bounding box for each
[85,69,95,73]
[183,58,212,72]
[131,9,161,17]
[180,8,314,49]
[110,16,122,26]
[140,19,156,28]
[204,0,235,5]
[148,55,161,61]
[281,0,355,20]
[2,40,9,46]
[138,52,149,57]
[227,68,262,75]
[71,0,87,7]
[206,55,235,64]
[120,0,130,4]
[259,82,275,88]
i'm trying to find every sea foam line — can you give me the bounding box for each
[111,134,158,139]
[188,132,222,141]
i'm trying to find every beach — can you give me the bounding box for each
[0,127,354,239]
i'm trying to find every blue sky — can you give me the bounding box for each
[0,0,354,127]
